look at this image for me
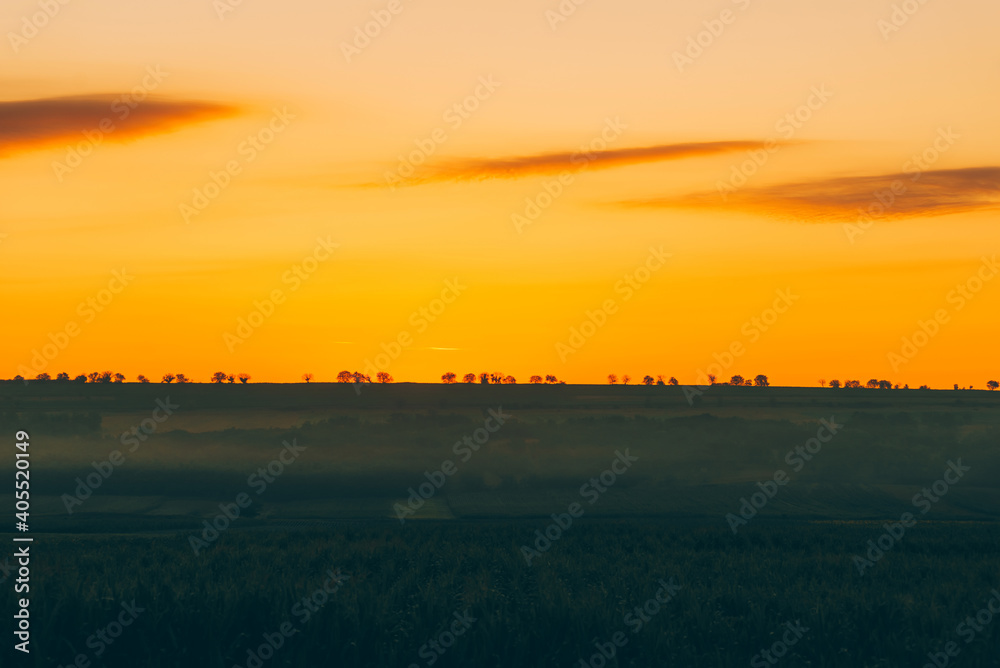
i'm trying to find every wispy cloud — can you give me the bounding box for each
[620,166,1000,221]
[380,140,788,186]
[0,95,239,156]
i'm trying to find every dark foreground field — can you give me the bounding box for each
[3,522,1000,667]
[1,383,998,666]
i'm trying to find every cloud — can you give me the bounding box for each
[622,166,1000,221]
[388,140,786,186]
[0,95,239,156]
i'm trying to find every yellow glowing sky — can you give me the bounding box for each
[2,0,999,387]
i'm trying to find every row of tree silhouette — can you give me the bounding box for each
[10,371,1000,391]
[606,374,771,386]
[14,372,252,384]
[334,372,562,384]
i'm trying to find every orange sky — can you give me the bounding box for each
[2,0,998,387]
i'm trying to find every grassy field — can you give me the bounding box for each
[3,522,1000,667]
[0,382,998,666]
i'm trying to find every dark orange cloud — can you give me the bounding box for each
[622,166,1000,221]
[0,95,239,156]
[386,140,790,186]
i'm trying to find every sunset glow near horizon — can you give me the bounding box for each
[2,0,998,387]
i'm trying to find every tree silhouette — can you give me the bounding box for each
[479,372,490,384]
[376,372,393,383]
[99,371,113,383]
[441,372,457,384]
[227,375,235,383]
[529,375,543,384]
[730,375,744,387]
[73,374,87,383]
[137,375,150,383]
[608,374,618,385]
[34,373,51,381]
[828,380,841,388]
[818,379,826,387]
[642,375,654,385]
[237,373,250,384]
[988,380,999,391]
[161,373,175,383]
[844,380,861,388]
[708,374,717,385]
[754,374,769,387]
[656,375,666,386]
[302,373,314,383]
[877,380,892,390]
[212,372,228,384]
[545,375,558,384]
[113,373,125,383]
[352,372,370,384]
[337,371,353,383]
[490,373,504,384]
[866,379,879,389]
[176,374,189,384]
[56,372,70,382]
[668,377,678,386]
[622,375,631,385]
[504,375,517,384]
[463,373,477,383]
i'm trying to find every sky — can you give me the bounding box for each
[2,0,998,387]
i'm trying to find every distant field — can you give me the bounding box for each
[1,382,998,527]
[1,383,998,666]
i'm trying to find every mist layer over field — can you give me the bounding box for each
[2,383,998,527]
